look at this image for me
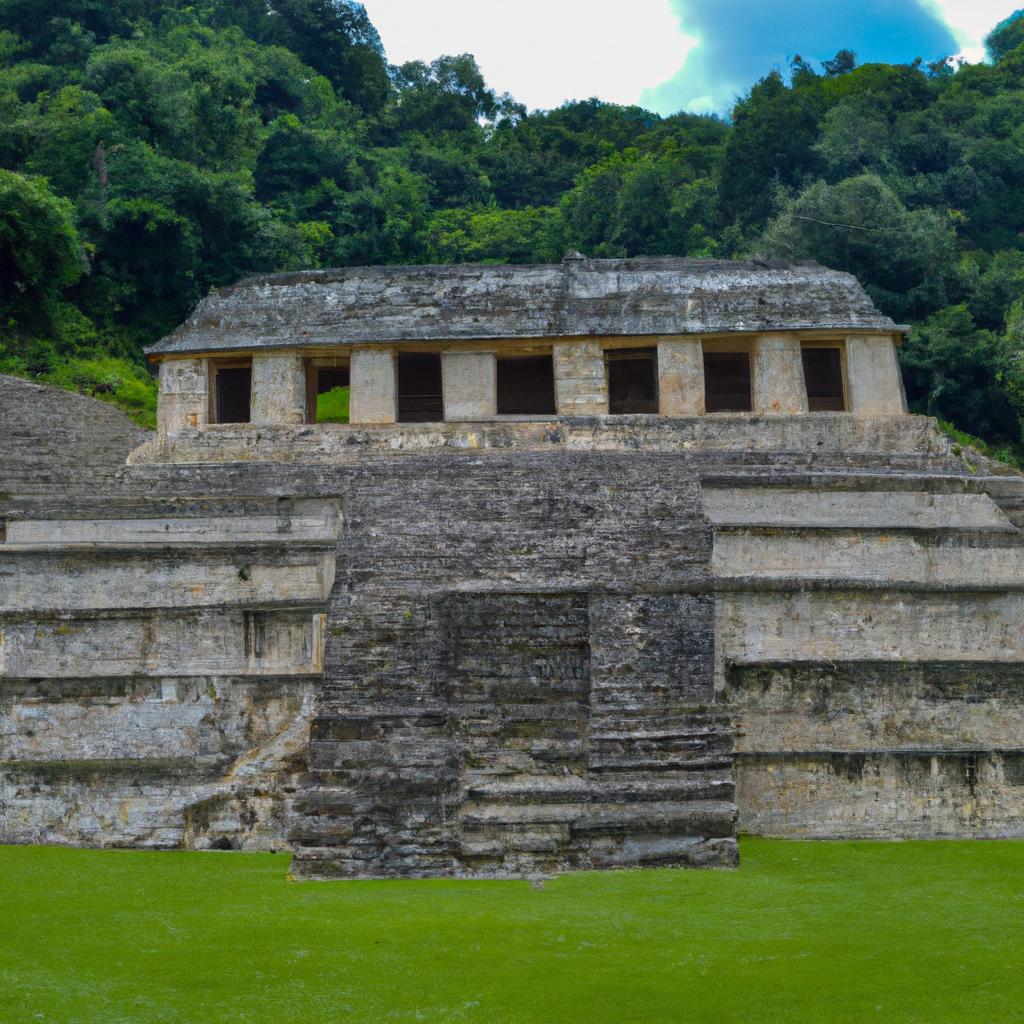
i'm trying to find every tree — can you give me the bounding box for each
[901,305,1020,442]
[986,9,1024,62]
[392,54,498,135]
[719,71,823,226]
[756,174,958,320]
[0,169,84,299]
[822,49,857,77]
[0,169,88,354]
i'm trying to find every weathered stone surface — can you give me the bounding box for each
[736,750,1024,839]
[251,353,306,425]
[0,374,150,495]
[128,413,952,466]
[554,340,607,415]
[752,334,809,415]
[1,677,312,850]
[145,257,899,355]
[348,348,396,424]
[703,487,1012,531]
[4,263,1024,876]
[441,351,496,420]
[846,336,906,416]
[657,337,704,416]
[157,359,208,434]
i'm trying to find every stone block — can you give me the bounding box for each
[702,487,1011,531]
[349,348,396,424]
[157,359,208,435]
[251,353,306,425]
[554,340,607,415]
[441,351,496,420]
[657,337,704,416]
[846,335,906,416]
[752,333,808,415]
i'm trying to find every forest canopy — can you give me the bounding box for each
[1,0,1024,458]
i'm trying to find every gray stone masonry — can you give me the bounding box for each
[4,326,1024,875]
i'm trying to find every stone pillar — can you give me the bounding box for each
[846,336,906,416]
[251,352,307,425]
[157,358,209,435]
[349,347,397,424]
[657,338,704,416]
[752,333,809,415]
[554,340,607,415]
[441,351,496,421]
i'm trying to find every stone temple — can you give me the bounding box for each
[3,254,1024,878]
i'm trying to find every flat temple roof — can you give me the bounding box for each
[146,255,901,357]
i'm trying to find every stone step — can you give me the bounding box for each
[589,750,734,772]
[465,772,733,805]
[458,798,736,835]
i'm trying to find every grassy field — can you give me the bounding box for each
[2,838,1023,1024]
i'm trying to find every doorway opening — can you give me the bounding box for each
[397,352,443,422]
[212,361,252,423]
[607,348,658,414]
[703,351,752,412]
[496,355,556,415]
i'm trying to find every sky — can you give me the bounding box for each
[360,0,1023,115]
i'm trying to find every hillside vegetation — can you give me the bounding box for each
[1,1,1024,453]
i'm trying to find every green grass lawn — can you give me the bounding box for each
[2,838,1023,1024]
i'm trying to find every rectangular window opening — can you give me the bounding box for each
[802,346,846,412]
[308,364,350,424]
[703,351,752,413]
[212,361,252,423]
[607,347,658,414]
[397,352,443,422]
[496,355,556,416]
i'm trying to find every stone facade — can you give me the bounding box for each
[3,255,1024,877]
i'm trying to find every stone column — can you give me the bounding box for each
[554,340,607,415]
[657,338,704,416]
[349,347,397,424]
[251,353,307,425]
[157,358,209,435]
[752,333,809,415]
[846,336,906,416]
[441,351,496,421]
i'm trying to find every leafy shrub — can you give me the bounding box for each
[43,356,158,429]
[316,385,349,424]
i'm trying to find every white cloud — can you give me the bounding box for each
[361,0,697,111]
[918,0,1021,54]
[362,0,1022,116]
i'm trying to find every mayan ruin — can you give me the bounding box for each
[3,253,1024,879]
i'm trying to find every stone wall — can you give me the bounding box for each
[293,452,733,877]
[0,374,150,495]
[0,422,339,852]
[5,380,1024,873]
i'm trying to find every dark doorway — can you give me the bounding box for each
[607,348,658,414]
[214,363,252,423]
[802,347,846,411]
[397,352,443,422]
[703,351,752,413]
[496,355,556,415]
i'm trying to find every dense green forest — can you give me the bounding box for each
[2,0,1024,457]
